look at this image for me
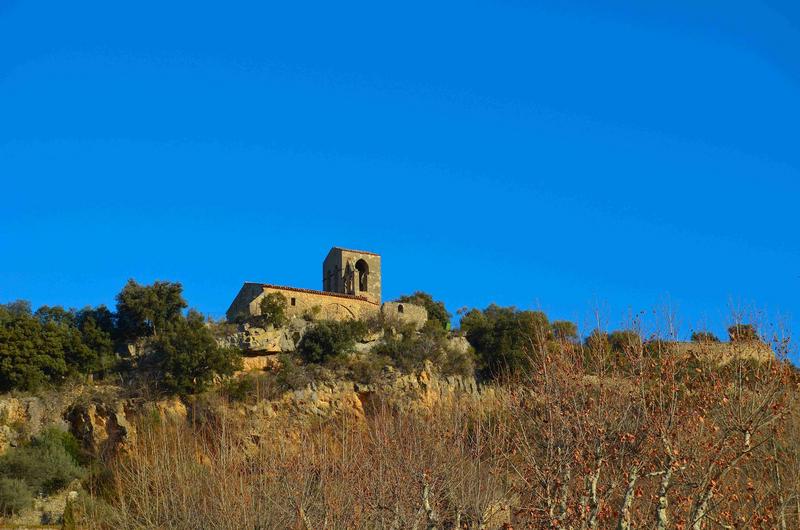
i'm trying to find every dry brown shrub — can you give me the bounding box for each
[77,315,800,529]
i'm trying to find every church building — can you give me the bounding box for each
[226,247,426,326]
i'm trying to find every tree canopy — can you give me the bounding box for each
[116,279,187,340]
[259,292,289,328]
[152,310,241,395]
[460,304,550,375]
[297,320,367,365]
[0,302,115,391]
[0,279,240,395]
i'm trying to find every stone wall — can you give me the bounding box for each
[226,283,266,321]
[381,301,428,330]
[227,283,380,322]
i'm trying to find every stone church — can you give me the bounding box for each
[226,247,426,325]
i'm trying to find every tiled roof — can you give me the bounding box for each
[245,282,379,304]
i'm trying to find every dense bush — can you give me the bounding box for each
[36,305,116,376]
[607,329,641,353]
[0,279,243,395]
[460,304,550,376]
[691,330,720,343]
[551,320,578,342]
[394,292,451,331]
[259,292,289,328]
[584,329,610,353]
[0,428,86,496]
[275,354,315,390]
[151,310,242,395]
[0,302,69,391]
[0,302,114,391]
[297,320,368,364]
[373,323,474,377]
[0,477,31,516]
[728,323,759,342]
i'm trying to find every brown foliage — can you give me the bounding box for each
[78,325,800,529]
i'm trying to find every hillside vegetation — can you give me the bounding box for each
[0,279,797,528]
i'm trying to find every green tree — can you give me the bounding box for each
[116,279,187,340]
[395,292,451,331]
[0,478,31,516]
[75,307,115,373]
[584,329,610,353]
[0,301,118,391]
[2,300,32,317]
[373,322,475,377]
[728,323,759,342]
[0,303,68,391]
[691,330,720,343]
[36,305,114,376]
[608,329,641,353]
[460,304,550,376]
[297,320,367,364]
[151,310,242,395]
[0,428,85,496]
[551,320,578,342]
[34,305,77,326]
[259,292,289,328]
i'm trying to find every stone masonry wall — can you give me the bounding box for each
[257,286,379,321]
[226,283,264,321]
[227,283,380,322]
[381,302,428,330]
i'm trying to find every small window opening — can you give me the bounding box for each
[398,304,404,313]
[291,297,296,306]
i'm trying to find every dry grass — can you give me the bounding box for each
[76,332,800,529]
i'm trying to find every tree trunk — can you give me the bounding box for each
[654,466,674,530]
[616,467,639,530]
[587,464,602,529]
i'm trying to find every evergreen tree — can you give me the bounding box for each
[116,279,187,340]
[152,310,241,395]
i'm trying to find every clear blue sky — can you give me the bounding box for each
[1,1,798,348]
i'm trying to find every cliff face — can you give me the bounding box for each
[256,361,492,420]
[0,393,71,454]
[198,361,500,457]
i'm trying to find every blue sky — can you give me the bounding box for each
[1,1,798,349]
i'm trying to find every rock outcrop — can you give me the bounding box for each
[221,325,295,354]
[225,361,500,453]
[0,395,70,454]
[66,400,135,457]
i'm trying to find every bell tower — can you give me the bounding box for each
[322,247,381,304]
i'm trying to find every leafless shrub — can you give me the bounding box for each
[76,310,799,529]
